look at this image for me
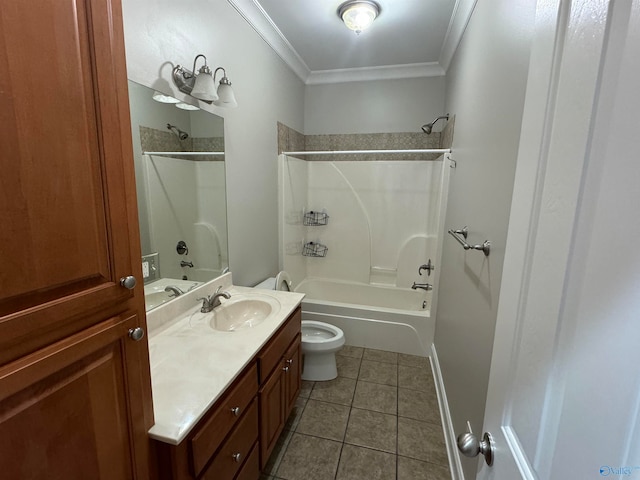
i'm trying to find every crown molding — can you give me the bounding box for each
[439,0,478,71]
[226,0,311,82]
[306,62,445,85]
[228,0,476,85]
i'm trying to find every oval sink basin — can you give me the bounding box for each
[210,298,273,331]
[188,294,281,332]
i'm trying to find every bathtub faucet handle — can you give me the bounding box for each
[418,260,434,276]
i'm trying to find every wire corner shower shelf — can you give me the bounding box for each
[303,211,329,226]
[302,242,328,258]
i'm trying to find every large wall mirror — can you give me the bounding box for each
[128,81,228,311]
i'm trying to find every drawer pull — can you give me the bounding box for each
[231,406,240,417]
[232,452,242,463]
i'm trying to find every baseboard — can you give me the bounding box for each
[430,343,465,480]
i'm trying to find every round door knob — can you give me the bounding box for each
[457,431,494,466]
[231,406,240,417]
[120,276,137,289]
[128,327,145,341]
[232,452,241,463]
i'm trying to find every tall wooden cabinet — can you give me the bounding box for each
[0,0,153,478]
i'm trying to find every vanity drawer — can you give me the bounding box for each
[258,307,301,383]
[200,398,259,480]
[234,442,260,480]
[190,362,258,476]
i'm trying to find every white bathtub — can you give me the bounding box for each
[294,278,433,356]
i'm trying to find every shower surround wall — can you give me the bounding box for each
[277,124,450,292]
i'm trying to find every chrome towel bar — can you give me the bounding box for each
[448,226,491,256]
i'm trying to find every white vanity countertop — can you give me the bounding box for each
[146,273,304,445]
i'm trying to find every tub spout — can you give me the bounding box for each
[412,282,433,291]
[164,285,185,297]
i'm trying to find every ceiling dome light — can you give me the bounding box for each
[338,1,380,34]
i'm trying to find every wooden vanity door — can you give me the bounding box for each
[0,313,147,479]
[0,0,143,363]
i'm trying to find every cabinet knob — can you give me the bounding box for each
[128,327,145,341]
[232,452,241,463]
[286,358,293,365]
[120,275,137,289]
[231,406,240,417]
[282,365,289,372]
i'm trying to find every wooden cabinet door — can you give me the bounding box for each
[0,313,150,479]
[0,0,144,364]
[259,364,285,468]
[283,335,302,417]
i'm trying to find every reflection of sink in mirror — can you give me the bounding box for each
[144,278,201,312]
[190,295,281,332]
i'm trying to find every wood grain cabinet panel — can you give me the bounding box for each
[0,313,147,479]
[258,308,302,468]
[0,0,143,365]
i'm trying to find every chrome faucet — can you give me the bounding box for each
[197,286,231,313]
[412,282,433,291]
[180,260,194,268]
[164,285,185,297]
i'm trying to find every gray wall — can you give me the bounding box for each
[122,0,305,286]
[304,77,446,134]
[434,1,536,478]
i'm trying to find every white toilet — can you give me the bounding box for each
[300,320,345,381]
[254,271,345,381]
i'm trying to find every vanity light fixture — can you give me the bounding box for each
[172,54,237,107]
[338,0,380,34]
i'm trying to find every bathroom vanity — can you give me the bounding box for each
[147,274,303,479]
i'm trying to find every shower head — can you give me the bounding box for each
[421,114,450,134]
[167,123,189,140]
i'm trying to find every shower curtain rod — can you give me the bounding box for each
[142,151,225,156]
[281,148,451,155]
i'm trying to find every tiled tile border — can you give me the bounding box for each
[276,122,454,162]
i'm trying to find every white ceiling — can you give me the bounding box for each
[227,0,477,84]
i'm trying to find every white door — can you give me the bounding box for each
[476,1,640,479]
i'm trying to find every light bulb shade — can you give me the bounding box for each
[339,1,379,34]
[215,78,237,108]
[175,102,200,111]
[152,91,180,103]
[190,66,218,101]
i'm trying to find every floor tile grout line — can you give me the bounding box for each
[272,349,448,480]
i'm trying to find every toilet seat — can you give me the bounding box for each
[301,321,345,352]
[275,271,291,291]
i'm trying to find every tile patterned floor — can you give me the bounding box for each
[261,346,451,480]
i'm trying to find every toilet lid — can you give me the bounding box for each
[275,271,292,291]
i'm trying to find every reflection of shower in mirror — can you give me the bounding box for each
[166,123,189,140]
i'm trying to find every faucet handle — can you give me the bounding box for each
[419,259,435,276]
